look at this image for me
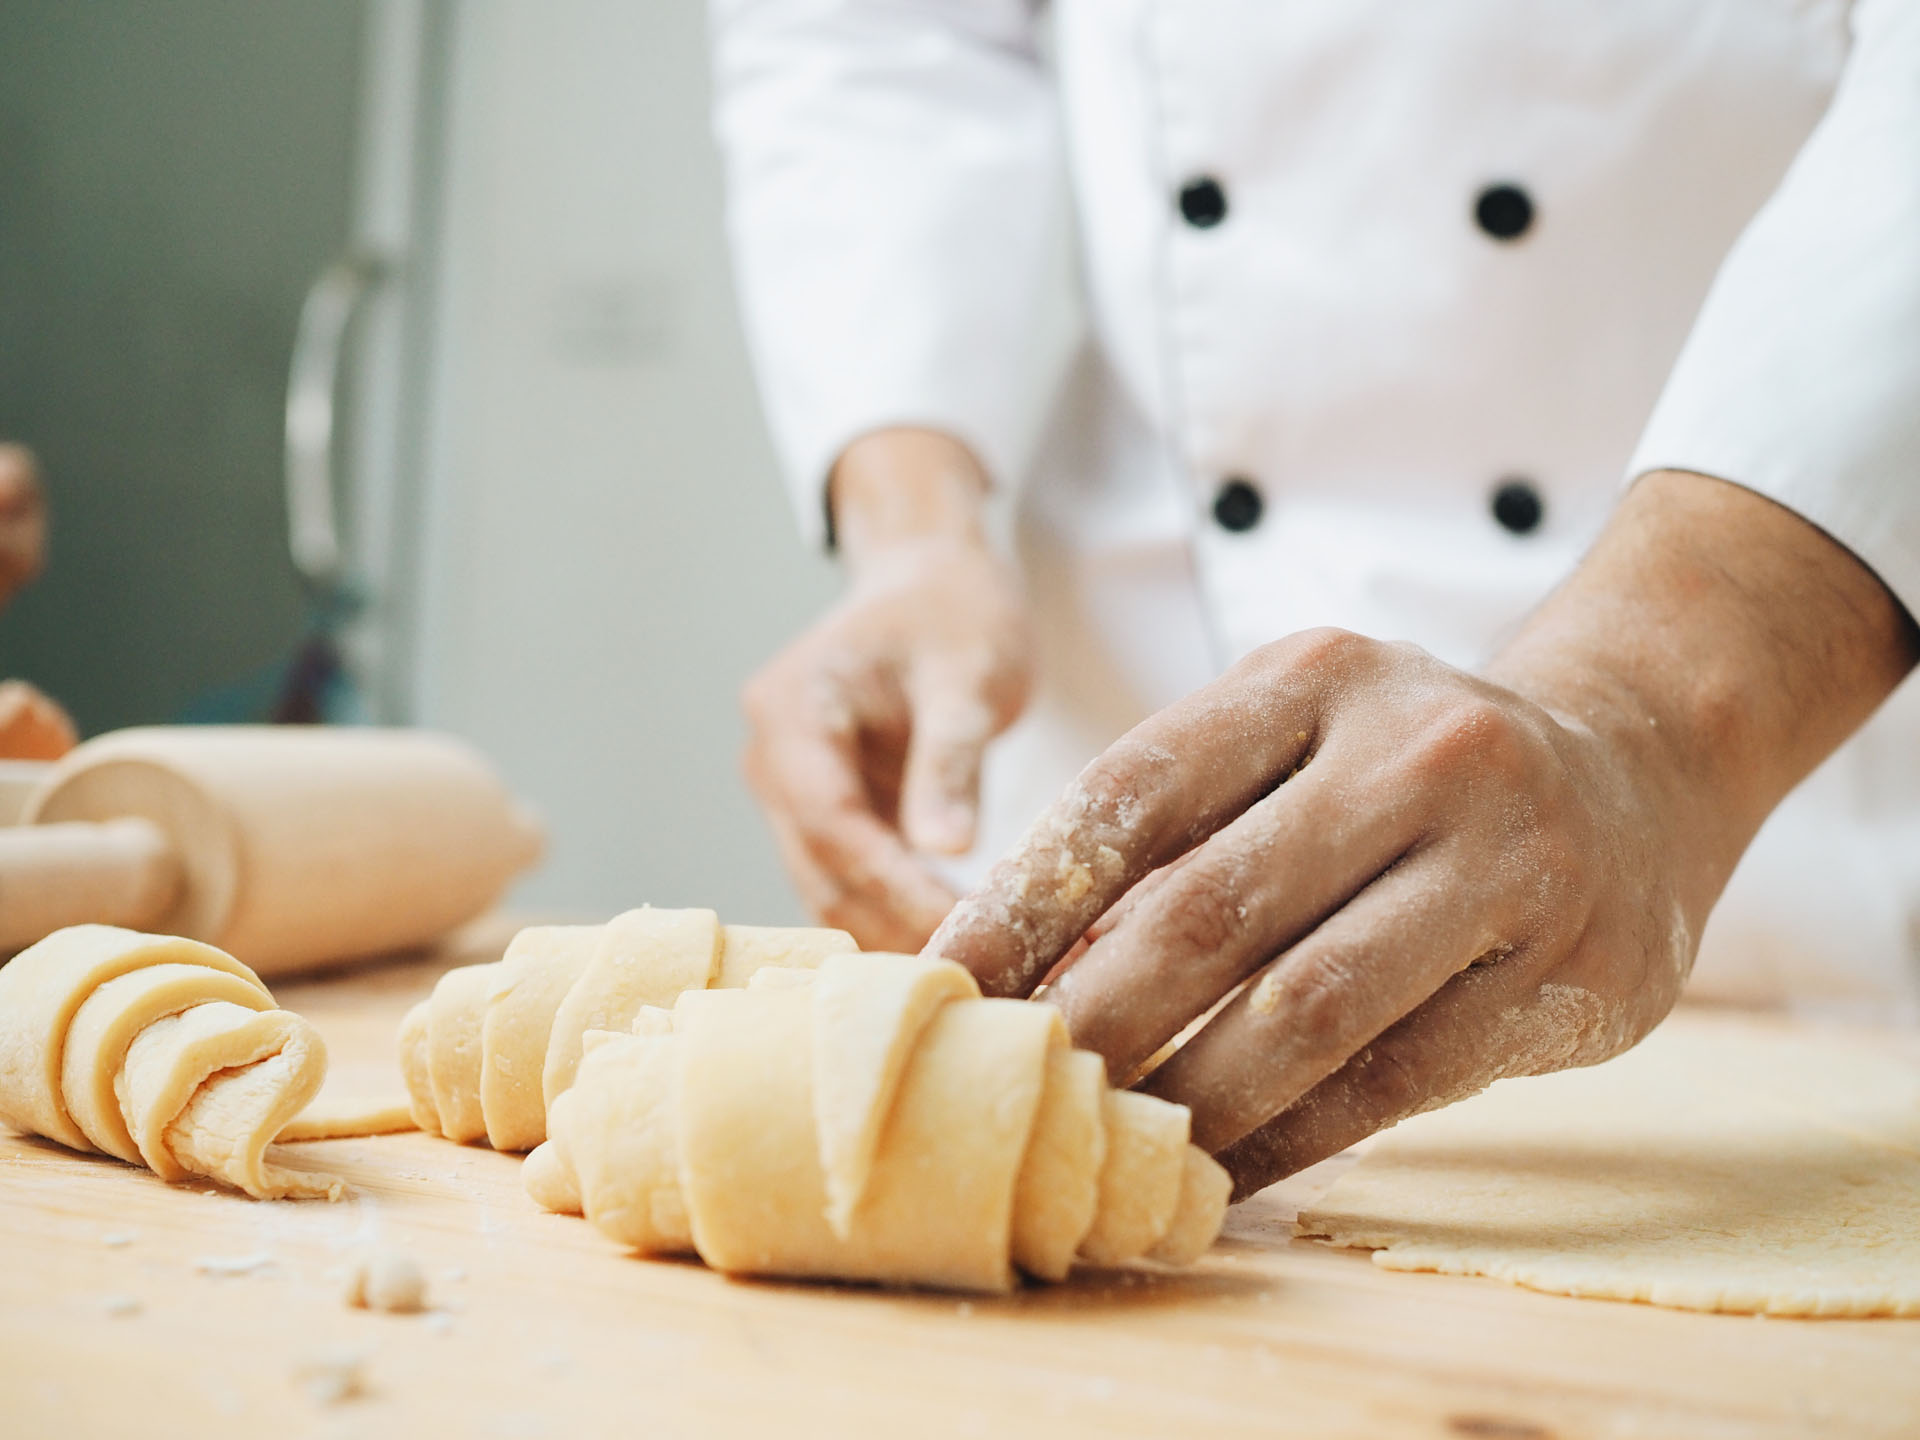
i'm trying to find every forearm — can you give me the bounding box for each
[1489,469,1919,920]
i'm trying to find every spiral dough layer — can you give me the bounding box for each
[399,909,858,1151]
[525,951,1230,1292]
[0,925,340,1200]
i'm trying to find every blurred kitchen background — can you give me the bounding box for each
[0,0,838,919]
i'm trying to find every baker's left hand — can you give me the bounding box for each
[927,471,1918,1197]
[0,443,47,612]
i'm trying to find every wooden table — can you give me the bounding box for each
[4,930,1916,1439]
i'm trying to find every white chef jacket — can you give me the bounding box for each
[709,0,1920,1018]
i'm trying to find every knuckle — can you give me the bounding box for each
[738,668,783,727]
[1264,955,1355,1053]
[1151,864,1253,961]
[1254,626,1372,679]
[1413,694,1532,776]
[1072,746,1165,828]
[816,897,862,933]
[1128,867,1251,971]
[1357,1041,1431,1121]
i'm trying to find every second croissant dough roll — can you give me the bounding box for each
[398,909,857,1150]
[525,952,1231,1292]
[0,925,341,1200]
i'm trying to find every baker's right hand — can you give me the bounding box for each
[742,429,1032,951]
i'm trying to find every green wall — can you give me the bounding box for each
[0,0,363,734]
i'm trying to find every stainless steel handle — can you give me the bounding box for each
[284,255,386,588]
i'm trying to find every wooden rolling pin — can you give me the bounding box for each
[0,727,543,974]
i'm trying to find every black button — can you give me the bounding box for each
[1474,183,1534,241]
[1490,478,1544,535]
[1212,477,1264,532]
[1178,176,1229,229]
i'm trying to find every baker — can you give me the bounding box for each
[710,1,1920,1193]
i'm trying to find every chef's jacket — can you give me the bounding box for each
[709,0,1920,1018]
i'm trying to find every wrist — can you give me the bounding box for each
[829,429,993,579]
[1487,469,1917,915]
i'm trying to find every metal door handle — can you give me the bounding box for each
[284,255,386,588]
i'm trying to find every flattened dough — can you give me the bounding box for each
[1297,1017,1920,1317]
[278,1096,417,1142]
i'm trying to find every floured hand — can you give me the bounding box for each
[743,428,1031,951]
[930,472,1918,1197]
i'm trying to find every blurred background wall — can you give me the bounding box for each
[0,0,362,731]
[0,0,839,923]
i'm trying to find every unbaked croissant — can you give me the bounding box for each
[524,951,1231,1292]
[0,924,341,1199]
[398,908,856,1151]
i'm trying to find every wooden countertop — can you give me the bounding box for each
[4,929,1916,1439]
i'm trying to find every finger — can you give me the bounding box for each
[763,802,954,950]
[1034,854,1204,989]
[1082,850,1201,948]
[1139,841,1515,1153]
[1046,756,1420,1082]
[899,658,997,856]
[928,632,1351,996]
[0,679,78,761]
[1212,956,1614,1200]
[0,444,43,511]
[744,702,957,942]
[0,445,47,597]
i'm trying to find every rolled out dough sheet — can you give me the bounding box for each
[1296,1016,1920,1317]
[278,1095,418,1142]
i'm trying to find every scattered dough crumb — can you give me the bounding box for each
[443,1265,467,1283]
[344,1249,428,1314]
[195,1252,275,1277]
[101,1231,137,1248]
[101,1294,143,1317]
[292,1349,369,1406]
[425,1312,455,1336]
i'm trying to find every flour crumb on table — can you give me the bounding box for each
[192,1259,274,1282]
[101,1231,136,1248]
[292,1349,369,1406]
[345,1249,429,1314]
[194,1251,275,1277]
[100,1294,142,1317]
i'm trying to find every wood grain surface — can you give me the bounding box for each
[3,924,1916,1440]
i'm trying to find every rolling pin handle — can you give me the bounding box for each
[0,818,183,956]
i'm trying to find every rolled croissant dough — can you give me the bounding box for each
[528,952,1231,1292]
[1296,1017,1920,1317]
[0,925,341,1199]
[399,911,859,1151]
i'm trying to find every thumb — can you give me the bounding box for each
[900,660,999,856]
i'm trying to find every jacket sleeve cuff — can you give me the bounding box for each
[1626,0,1920,619]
